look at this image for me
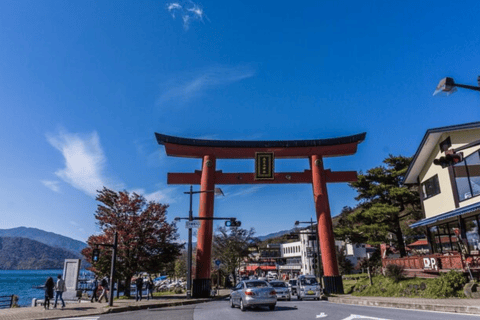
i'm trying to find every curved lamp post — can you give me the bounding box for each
[434,76,480,96]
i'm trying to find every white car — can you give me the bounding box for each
[269,281,291,300]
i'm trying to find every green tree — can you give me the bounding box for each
[81,187,183,296]
[212,226,256,287]
[174,252,188,280]
[335,155,422,257]
[336,247,354,275]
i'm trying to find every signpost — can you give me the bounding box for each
[186,221,201,229]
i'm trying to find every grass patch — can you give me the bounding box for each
[152,291,176,297]
[348,271,466,299]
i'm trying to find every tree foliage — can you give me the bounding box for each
[81,187,183,296]
[212,226,256,287]
[335,155,422,257]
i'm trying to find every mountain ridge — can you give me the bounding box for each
[0,227,87,253]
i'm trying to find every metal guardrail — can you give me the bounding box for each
[0,295,13,309]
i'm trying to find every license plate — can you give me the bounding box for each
[307,290,314,295]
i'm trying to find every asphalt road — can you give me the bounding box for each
[97,298,480,320]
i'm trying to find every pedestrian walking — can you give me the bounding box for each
[44,277,54,309]
[135,277,143,301]
[53,274,66,309]
[90,276,99,302]
[98,277,109,303]
[146,277,154,300]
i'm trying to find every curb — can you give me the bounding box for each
[327,297,480,315]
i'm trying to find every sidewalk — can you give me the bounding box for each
[328,295,480,315]
[0,290,231,320]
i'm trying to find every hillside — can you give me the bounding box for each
[0,237,81,270]
[0,227,87,253]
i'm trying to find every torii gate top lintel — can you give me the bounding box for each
[155,132,366,159]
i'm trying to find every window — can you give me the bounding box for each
[421,175,441,199]
[464,217,480,252]
[454,151,480,201]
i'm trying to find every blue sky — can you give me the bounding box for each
[1,0,480,243]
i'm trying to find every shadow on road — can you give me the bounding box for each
[148,306,197,312]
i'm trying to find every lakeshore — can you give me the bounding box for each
[0,269,73,307]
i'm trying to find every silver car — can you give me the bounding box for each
[230,280,277,311]
[269,281,291,301]
[297,275,322,301]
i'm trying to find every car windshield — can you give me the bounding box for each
[245,281,269,288]
[289,280,297,285]
[270,282,287,287]
[301,278,318,285]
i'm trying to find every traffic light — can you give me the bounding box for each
[433,152,463,168]
[225,219,241,227]
[92,249,100,263]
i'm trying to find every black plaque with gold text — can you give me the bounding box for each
[255,152,274,180]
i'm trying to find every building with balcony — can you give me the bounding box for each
[391,121,480,276]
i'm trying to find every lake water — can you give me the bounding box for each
[0,269,66,307]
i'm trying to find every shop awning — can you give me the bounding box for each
[410,202,480,228]
[245,265,277,271]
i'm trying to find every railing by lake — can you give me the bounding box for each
[0,295,14,309]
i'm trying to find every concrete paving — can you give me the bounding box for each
[2,290,480,319]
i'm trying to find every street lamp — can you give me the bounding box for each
[295,218,322,279]
[433,76,480,96]
[177,186,224,299]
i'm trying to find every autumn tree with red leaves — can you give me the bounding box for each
[81,187,182,296]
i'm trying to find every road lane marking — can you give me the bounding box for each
[342,315,392,320]
[316,312,328,318]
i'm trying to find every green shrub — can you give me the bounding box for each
[385,264,405,283]
[174,287,183,294]
[425,270,467,298]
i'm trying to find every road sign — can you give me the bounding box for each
[185,221,201,229]
[215,259,221,266]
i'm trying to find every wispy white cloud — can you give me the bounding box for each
[41,180,61,193]
[131,187,177,204]
[167,1,208,30]
[46,130,117,197]
[157,65,255,107]
[227,186,265,198]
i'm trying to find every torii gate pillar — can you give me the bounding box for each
[311,155,342,292]
[193,155,216,297]
[156,132,366,297]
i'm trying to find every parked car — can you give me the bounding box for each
[288,279,298,295]
[269,281,291,301]
[230,280,277,311]
[297,275,322,301]
[266,272,278,281]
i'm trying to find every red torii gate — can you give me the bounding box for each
[156,132,366,297]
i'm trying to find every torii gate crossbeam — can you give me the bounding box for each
[156,132,366,297]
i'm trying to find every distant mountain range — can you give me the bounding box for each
[257,229,295,241]
[0,237,81,270]
[0,227,87,253]
[0,227,88,270]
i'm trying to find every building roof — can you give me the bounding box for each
[407,239,428,247]
[404,121,480,184]
[410,201,480,228]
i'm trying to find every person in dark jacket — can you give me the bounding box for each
[135,277,143,301]
[146,277,154,300]
[44,277,55,309]
[98,277,109,303]
[90,277,99,302]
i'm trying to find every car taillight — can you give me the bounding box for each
[270,290,276,295]
[245,291,255,296]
